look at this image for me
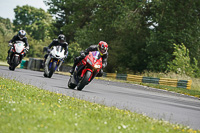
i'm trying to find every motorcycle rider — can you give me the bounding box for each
[69,41,108,77]
[43,34,68,71]
[7,30,29,63]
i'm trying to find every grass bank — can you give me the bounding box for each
[0,77,198,133]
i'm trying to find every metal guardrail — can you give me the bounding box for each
[20,59,192,89]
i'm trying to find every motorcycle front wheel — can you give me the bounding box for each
[48,61,57,78]
[68,76,77,89]
[9,56,19,71]
[77,71,92,91]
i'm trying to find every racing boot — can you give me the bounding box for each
[69,68,74,75]
[69,64,76,74]
[42,58,46,68]
[7,54,10,64]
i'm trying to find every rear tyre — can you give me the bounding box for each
[77,71,92,91]
[48,61,57,78]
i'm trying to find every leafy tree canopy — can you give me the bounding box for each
[13,5,52,41]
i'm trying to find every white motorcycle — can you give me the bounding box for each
[8,41,28,71]
[44,46,67,78]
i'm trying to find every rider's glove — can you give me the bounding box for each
[47,49,51,53]
[8,43,12,46]
[26,46,29,50]
[80,52,85,58]
[64,55,68,59]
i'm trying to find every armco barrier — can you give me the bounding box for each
[159,78,178,87]
[142,77,159,84]
[103,73,192,89]
[106,73,117,79]
[127,74,143,83]
[177,80,192,89]
[116,74,127,80]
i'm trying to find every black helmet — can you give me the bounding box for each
[58,34,66,44]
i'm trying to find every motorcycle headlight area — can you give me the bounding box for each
[94,64,101,68]
[87,58,93,65]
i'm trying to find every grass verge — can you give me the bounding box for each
[0,77,199,133]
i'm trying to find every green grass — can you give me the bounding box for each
[0,77,199,133]
[0,60,8,66]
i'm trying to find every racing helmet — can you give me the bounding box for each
[58,34,66,44]
[98,41,108,56]
[18,30,26,40]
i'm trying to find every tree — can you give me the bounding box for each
[44,0,98,42]
[145,0,200,71]
[167,43,199,77]
[44,0,200,74]
[13,5,52,40]
[0,17,14,61]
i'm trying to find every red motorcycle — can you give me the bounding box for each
[7,41,28,71]
[68,51,102,91]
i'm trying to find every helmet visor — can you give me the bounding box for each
[100,47,107,54]
[19,34,25,39]
[60,40,64,43]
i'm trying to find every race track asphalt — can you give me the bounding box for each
[0,66,200,129]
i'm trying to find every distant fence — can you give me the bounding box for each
[20,58,71,72]
[102,73,192,89]
[20,58,192,89]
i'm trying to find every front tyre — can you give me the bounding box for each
[77,71,92,91]
[48,61,57,78]
[68,76,76,89]
[9,56,19,71]
[43,73,47,77]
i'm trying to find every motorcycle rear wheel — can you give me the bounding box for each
[77,71,92,91]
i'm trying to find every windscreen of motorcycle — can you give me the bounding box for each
[91,51,101,60]
[14,41,25,53]
[55,46,64,52]
[52,46,65,58]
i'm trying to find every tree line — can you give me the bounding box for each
[0,0,200,77]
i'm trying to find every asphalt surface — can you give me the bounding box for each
[0,65,200,129]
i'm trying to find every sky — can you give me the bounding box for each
[0,0,49,21]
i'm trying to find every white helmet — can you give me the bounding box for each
[18,30,26,40]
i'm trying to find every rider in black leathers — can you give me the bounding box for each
[43,34,68,70]
[7,30,29,63]
[70,41,108,77]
